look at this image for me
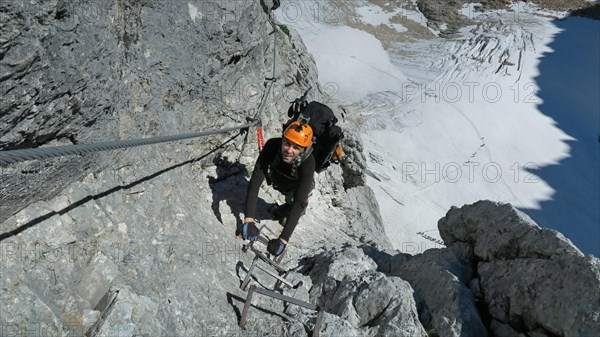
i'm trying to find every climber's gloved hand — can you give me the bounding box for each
[287,100,308,119]
[237,222,259,241]
[271,0,281,10]
[267,238,286,256]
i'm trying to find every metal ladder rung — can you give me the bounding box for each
[239,285,324,337]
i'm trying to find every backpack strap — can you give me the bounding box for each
[265,152,279,186]
[291,145,313,177]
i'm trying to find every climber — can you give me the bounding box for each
[237,121,315,257]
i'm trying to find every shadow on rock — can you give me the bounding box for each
[225,291,290,326]
[208,156,274,229]
[0,134,241,242]
[570,3,600,20]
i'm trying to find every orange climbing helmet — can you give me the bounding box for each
[283,121,313,148]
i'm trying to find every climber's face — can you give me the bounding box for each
[281,138,304,163]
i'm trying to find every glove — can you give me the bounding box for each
[271,0,280,10]
[287,100,308,119]
[238,222,259,241]
[267,238,286,256]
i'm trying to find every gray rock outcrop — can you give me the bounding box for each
[303,247,429,337]
[268,200,600,337]
[390,244,488,337]
[416,0,474,37]
[0,0,319,223]
[438,200,600,337]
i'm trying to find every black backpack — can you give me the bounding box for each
[286,101,344,173]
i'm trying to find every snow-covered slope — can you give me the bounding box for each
[277,1,600,256]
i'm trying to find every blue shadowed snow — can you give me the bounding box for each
[521,15,600,256]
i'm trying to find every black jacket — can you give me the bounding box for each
[244,138,315,241]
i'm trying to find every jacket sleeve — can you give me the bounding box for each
[279,155,315,241]
[244,164,264,220]
[244,139,277,219]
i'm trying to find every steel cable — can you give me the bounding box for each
[0,122,258,165]
[1,19,283,165]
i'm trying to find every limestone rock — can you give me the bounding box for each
[390,244,488,337]
[305,247,428,337]
[438,200,584,261]
[339,131,367,189]
[0,284,62,337]
[478,255,600,336]
[439,200,600,336]
[416,0,473,37]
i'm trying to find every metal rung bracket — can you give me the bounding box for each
[239,285,324,337]
[240,255,260,291]
[241,238,293,291]
[255,263,294,288]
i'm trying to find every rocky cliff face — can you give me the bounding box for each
[415,0,600,36]
[0,1,389,335]
[437,201,600,337]
[288,201,600,337]
[1,1,598,337]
